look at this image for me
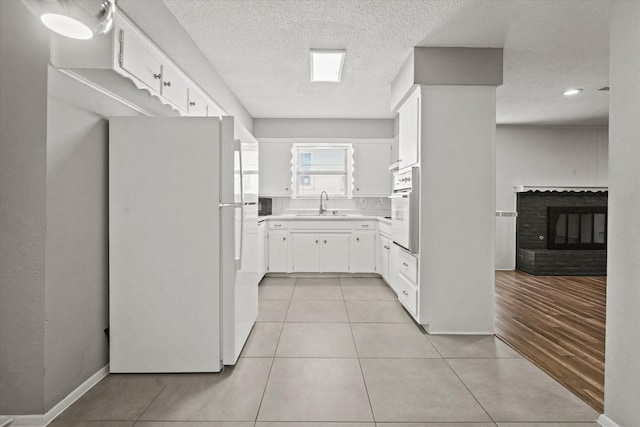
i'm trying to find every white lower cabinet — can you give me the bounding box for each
[398,275,418,318]
[292,233,320,272]
[377,235,391,281]
[267,230,289,272]
[388,243,401,294]
[292,233,350,272]
[351,231,375,272]
[322,234,350,272]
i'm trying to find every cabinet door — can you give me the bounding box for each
[161,62,190,113]
[187,87,208,117]
[259,142,292,196]
[381,236,391,281]
[292,234,320,272]
[257,222,266,279]
[119,27,162,94]
[353,143,392,196]
[350,232,376,273]
[267,230,289,272]
[398,89,420,169]
[321,234,350,272]
[388,243,402,295]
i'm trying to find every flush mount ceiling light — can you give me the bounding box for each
[34,0,116,40]
[310,49,346,83]
[563,88,583,96]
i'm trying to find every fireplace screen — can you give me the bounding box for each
[548,207,607,249]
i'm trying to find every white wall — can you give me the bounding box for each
[495,125,608,270]
[255,118,395,217]
[602,2,640,426]
[419,85,496,334]
[0,0,49,415]
[43,68,146,411]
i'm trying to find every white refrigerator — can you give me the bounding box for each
[109,116,259,372]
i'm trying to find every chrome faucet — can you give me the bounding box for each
[319,191,329,215]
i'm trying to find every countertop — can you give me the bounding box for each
[259,214,391,224]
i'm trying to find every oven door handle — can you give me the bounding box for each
[389,193,410,199]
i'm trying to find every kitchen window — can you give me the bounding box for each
[292,144,353,198]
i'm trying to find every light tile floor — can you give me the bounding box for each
[52,276,600,427]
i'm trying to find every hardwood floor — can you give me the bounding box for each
[495,270,606,412]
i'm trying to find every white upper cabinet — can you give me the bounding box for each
[188,88,209,117]
[160,62,190,114]
[51,11,225,119]
[259,142,292,196]
[119,24,163,94]
[398,87,421,169]
[353,142,392,196]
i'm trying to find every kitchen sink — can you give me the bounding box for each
[295,214,349,217]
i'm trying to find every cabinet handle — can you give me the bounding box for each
[356,237,360,242]
[403,290,408,295]
[190,101,196,106]
[402,262,408,267]
[274,224,281,227]
[153,73,161,79]
[282,237,286,241]
[315,240,319,244]
[163,81,172,87]
[356,188,360,191]
[324,240,327,244]
[361,224,369,228]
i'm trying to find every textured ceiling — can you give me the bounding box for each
[162,0,610,125]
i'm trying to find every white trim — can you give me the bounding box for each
[0,415,43,427]
[43,364,110,425]
[258,138,394,144]
[423,328,495,335]
[598,414,622,427]
[514,185,608,193]
[56,69,153,116]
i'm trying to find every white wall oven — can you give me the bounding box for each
[391,167,419,254]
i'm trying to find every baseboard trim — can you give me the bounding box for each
[43,363,110,425]
[0,415,43,426]
[598,414,622,427]
[423,327,495,335]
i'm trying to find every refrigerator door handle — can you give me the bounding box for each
[235,139,244,270]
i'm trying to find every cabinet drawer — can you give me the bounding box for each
[398,248,418,284]
[352,221,375,230]
[398,275,418,318]
[268,221,288,230]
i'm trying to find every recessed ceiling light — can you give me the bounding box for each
[310,49,345,83]
[563,88,583,96]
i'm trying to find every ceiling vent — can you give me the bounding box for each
[598,86,610,91]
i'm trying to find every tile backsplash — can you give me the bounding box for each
[271,196,391,217]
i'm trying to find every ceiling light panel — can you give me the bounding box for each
[563,88,583,96]
[310,50,345,83]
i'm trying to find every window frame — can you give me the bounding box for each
[291,143,354,199]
